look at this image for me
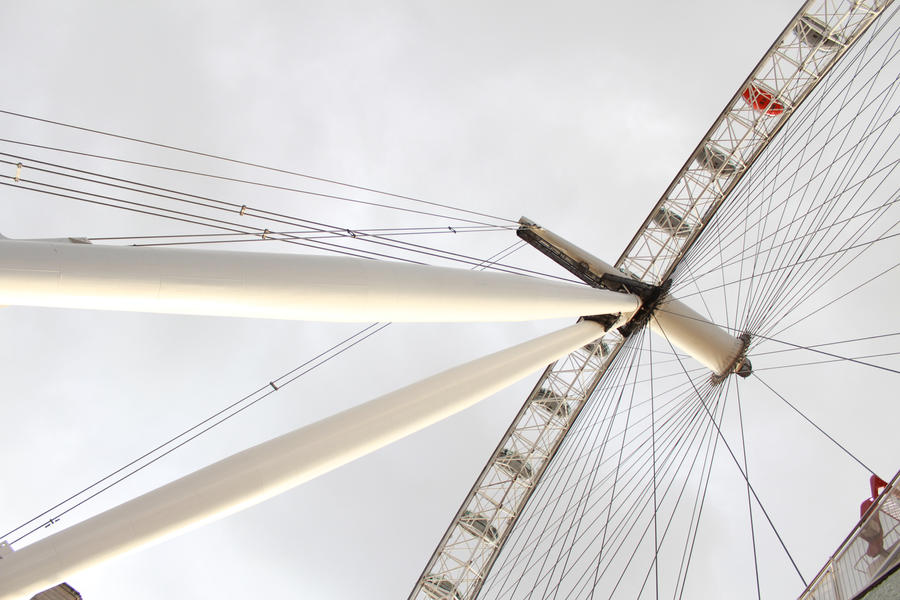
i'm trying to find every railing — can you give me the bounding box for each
[799,472,900,600]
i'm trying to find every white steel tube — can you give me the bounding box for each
[519,217,621,278]
[0,320,608,600]
[649,298,743,376]
[0,239,640,322]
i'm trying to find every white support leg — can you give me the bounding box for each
[0,239,640,322]
[0,319,608,600]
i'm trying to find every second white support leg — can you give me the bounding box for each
[0,320,608,600]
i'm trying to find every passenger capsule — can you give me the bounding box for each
[696,143,742,178]
[794,15,841,49]
[497,448,534,481]
[651,206,694,238]
[583,338,611,358]
[422,575,464,600]
[533,388,571,420]
[742,83,784,116]
[460,510,500,544]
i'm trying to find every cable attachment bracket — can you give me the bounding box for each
[580,313,620,331]
[596,273,659,301]
[710,332,753,385]
[14,162,22,182]
[616,278,672,338]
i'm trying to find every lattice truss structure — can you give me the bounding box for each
[414,332,622,600]
[619,0,888,285]
[410,1,892,599]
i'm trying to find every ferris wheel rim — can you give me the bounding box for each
[0,2,896,596]
[412,2,899,599]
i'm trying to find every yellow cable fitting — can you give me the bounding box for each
[14,163,22,182]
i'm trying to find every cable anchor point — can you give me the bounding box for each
[710,332,753,386]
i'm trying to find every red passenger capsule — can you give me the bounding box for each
[742,84,784,116]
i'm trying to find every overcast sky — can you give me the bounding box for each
[0,1,897,599]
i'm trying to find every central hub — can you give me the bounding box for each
[517,216,754,378]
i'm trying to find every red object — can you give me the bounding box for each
[870,474,888,499]
[742,84,785,116]
[859,476,890,558]
[859,497,886,557]
[861,497,875,518]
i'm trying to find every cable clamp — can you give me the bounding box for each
[346,228,357,238]
[239,205,247,216]
[14,163,22,182]
[448,226,457,233]
[269,381,279,390]
[261,229,270,239]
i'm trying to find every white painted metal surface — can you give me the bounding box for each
[0,319,608,600]
[0,238,640,322]
[517,217,621,279]
[650,298,744,375]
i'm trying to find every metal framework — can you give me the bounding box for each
[618,0,888,285]
[0,2,892,598]
[412,328,625,600]
[409,2,892,599]
[798,471,900,600]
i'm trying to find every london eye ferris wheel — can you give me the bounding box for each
[0,1,898,599]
